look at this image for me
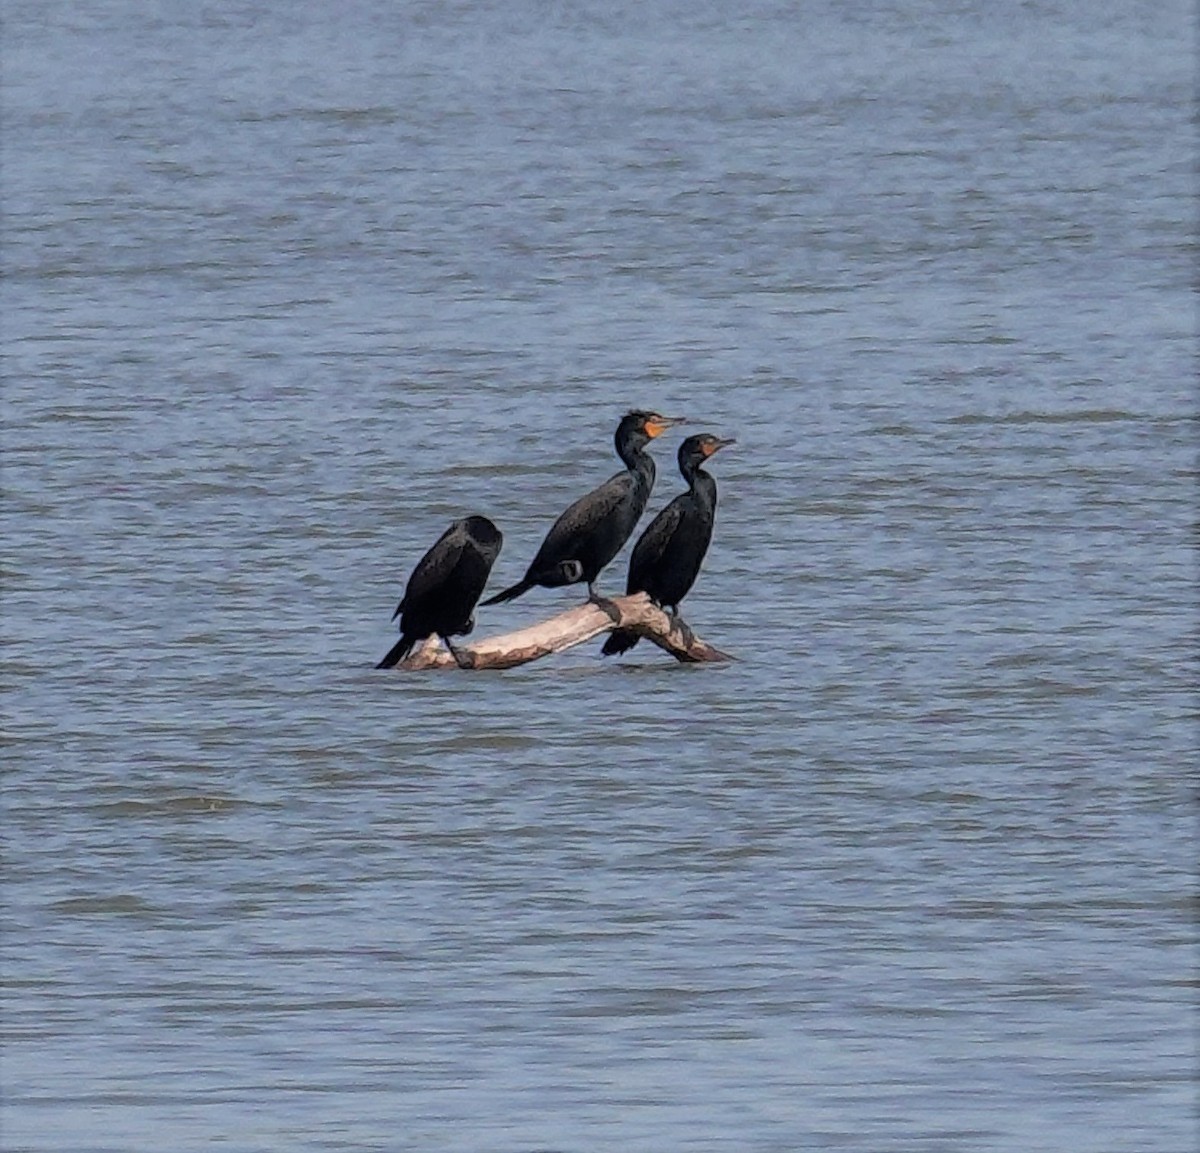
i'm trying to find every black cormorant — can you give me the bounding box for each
[482,410,684,606]
[601,432,733,656]
[376,515,503,669]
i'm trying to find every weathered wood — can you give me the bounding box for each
[394,592,733,670]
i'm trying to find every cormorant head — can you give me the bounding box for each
[459,515,503,553]
[617,410,686,452]
[679,433,735,474]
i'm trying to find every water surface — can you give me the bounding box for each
[2,1,1195,1150]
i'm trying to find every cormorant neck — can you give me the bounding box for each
[616,431,652,473]
[681,455,709,486]
[634,450,656,493]
[685,462,717,505]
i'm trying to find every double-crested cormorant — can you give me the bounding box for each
[482,410,685,606]
[376,515,503,669]
[601,432,733,656]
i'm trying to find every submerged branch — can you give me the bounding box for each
[395,592,733,670]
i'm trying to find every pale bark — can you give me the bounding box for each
[394,592,733,670]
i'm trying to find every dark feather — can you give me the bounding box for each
[378,515,502,667]
[484,411,678,605]
[600,433,728,659]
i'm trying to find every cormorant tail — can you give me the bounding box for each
[376,635,415,669]
[481,577,534,607]
[601,629,640,657]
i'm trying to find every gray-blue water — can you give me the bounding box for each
[2,2,1195,1150]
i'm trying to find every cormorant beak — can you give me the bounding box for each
[703,437,736,456]
[644,415,687,439]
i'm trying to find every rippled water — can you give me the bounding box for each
[3,2,1196,1150]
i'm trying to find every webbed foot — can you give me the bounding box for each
[586,585,621,622]
[442,636,474,670]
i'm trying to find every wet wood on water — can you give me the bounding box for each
[395,592,733,670]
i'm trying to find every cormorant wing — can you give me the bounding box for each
[394,523,470,619]
[626,495,687,592]
[534,470,634,562]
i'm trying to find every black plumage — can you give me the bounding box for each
[376,515,503,668]
[482,410,684,606]
[602,432,733,656]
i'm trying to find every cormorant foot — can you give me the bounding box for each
[443,637,474,670]
[587,587,622,623]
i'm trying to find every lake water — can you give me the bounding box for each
[2,1,1195,1150]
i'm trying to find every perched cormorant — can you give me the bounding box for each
[376,515,503,669]
[482,410,685,606]
[601,432,734,656]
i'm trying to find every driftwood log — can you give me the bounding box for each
[395,592,733,670]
